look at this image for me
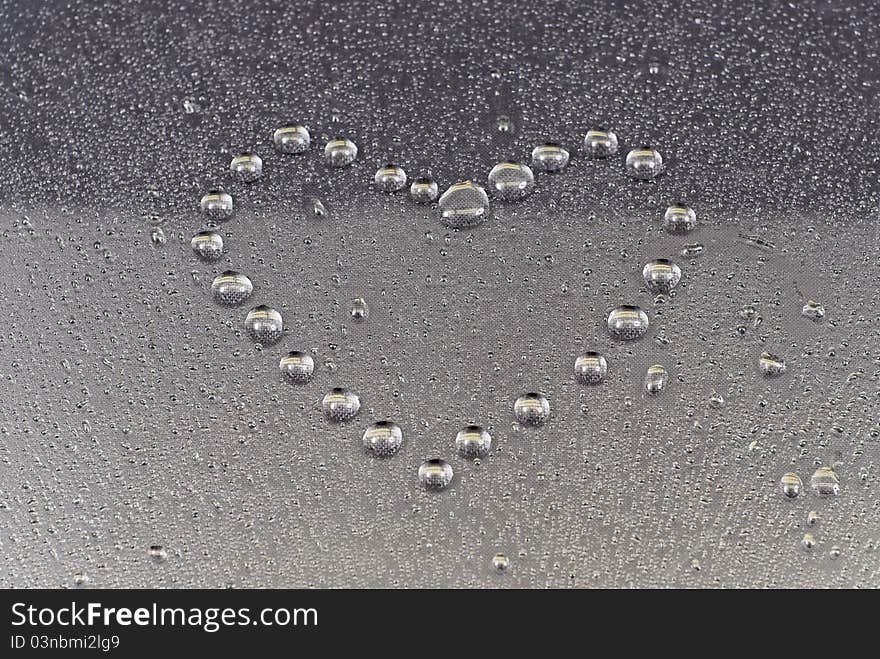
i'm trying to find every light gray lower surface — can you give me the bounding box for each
[1,0,879,588]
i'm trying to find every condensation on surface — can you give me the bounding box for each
[0,0,879,588]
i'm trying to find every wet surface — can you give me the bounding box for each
[1,0,879,587]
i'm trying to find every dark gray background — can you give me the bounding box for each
[1,0,878,587]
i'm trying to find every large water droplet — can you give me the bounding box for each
[374,164,407,192]
[513,392,550,426]
[530,143,569,172]
[200,190,234,221]
[410,173,439,203]
[455,425,492,458]
[607,305,649,340]
[324,138,358,167]
[644,364,668,394]
[574,352,608,385]
[279,351,315,384]
[211,271,253,306]
[780,472,802,498]
[191,230,224,261]
[438,181,490,228]
[583,128,619,158]
[642,259,682,294]
[810,466,840,496]
[758,351,786,377]
[273,125,310,154]
[418,459,454,490]
[625,147,663,179]
[487,161,534,200]
[229,153,263,183]
[321,387,360,422]
[245,305,283,345]
[663,204,697,233]
[362,421,403,457]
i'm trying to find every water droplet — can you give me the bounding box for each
[418,458,454,490]
[495,115,514,133]
[492,553,510,572]
[279,351,315,384]
[245,305,283,345]
[680,243,704,258]
[513,393,550,426]
[574,352,608,385]
[709,391,725,407]
[642,259,682,294]
[438,181,490,228]
[321,387,360,422]
[362,421,403,457]
[625,147,664,179]
[810,466,840,496]
[607,305,649,340]
[807,511,820,525]
[311,199,328,218]
[662,204,697,234]
[487,161,534,200]
[191,230,224,261]
[229,153,263,183]
[801,300,826,322]
[73,572,90,587]
[644,364,668,394]
[150,226,166,246]
[200,190,234,221]
[351,298,369,322]
[758,351,786,377]
[211,271,253,306]
[410,173,439,202]
[148,545,168,561]
[802,533,816,550]
[829,545,841,559]
[373,164,407,192]
[324,138,358,167]
[583,128,619,158]
[273,125,310,154]
[455,425,492,458]
[530,143,569,172]
[780,472,803,498]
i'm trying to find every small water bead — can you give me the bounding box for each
[362,421,403,457]
[583,128,619,158]
[802,533,816,550]
[321,387,361,422]
[190,230,223,261]
[150,226,166,246]
[530,143,569,172]
[758,351,787,377]
[642,259,682,294]
[245,305,283,345]
[311,199,328,218]
[513,393,550,426]
[780,472,803,498]
[807,511,820,526]
[625,147,664,179]
[324,138,358,167]
[487,161,534,200]
[351,298,369,322]
[455,425,492,458]
[810,466,840,496]
[495,115,514,133]
[492,553,511,572]
[607,305,649,340]
[229,153,263,183]
[418,459,454,490]
[278,351,315,384]
[211,271,253,306]
[273,125,310,154]
[200,190,234,220]
[410,174,439,202]
[802,300,826,322]
[644,365,668,394]
[680,243,704,258]
[662,204,697,234]
[574,352,608,385]
[438,181,491,228]
[829,546,841,559]
[148,545,168,561]
[708,391,725,407]
[373,164,407,192]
